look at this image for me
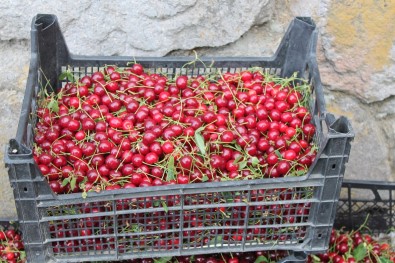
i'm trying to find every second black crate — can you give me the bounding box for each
[335,180,395,234]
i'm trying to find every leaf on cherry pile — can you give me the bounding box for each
[379,257,393,263]
[47,98,59,113]
[353,242,368,262]
[194,127,206,156]
[251,156,260,167]
[254,255,269,263]
[233,155,247,169]
[294,169,308,177]
[310,254,320,262]
[240,161,248,170]
[20,251,26,260]
[61,178,69,187]
[166,155,176,181]
[70,177,77,190]
[233,155,243,164]
[61,177,77,190]
[58,70,74,82]
[274,150,282,159]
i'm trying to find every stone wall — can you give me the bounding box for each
[0,0,394,218]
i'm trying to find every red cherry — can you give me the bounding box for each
[283,150,297,161]
[176,75,188,90]
[180,156,193,170]
[162,141,174,154]
[145,152,159,165]
[177,174,189,184]
[221,131,234,143]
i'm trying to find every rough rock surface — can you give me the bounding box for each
[0,40,29,219]
[0,0,274,56]
[319,0,395,103]
[317,0,395,181]
[325,92,393,181]
[0,0,394,219]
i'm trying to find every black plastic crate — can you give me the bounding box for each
[335,180,395,234]
[4,14,354,263]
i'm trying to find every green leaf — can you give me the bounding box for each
[47,99,59,113]
[58,71,69,81]
[131,224,140,232]
[222,192,233,203]
[235,144,243,152]
[57,91,63,100]
[254,255,268,263]
[201,175,209,182]
[353,243,367,262]
[59,71,74,82]
[379,257,392,263]
[209,235,223,246]
[70,176,77,190]
[20,251,26,260]
[294,169,307,177]
[233,155,243,164]
[81,191,87,199]
[166,155,175,181]
[194,130,206,156]
[154,257,172,263]
[310,254,321,262]
[153,200,161,207]
[239,161,247,170]
[61,177,70,187]
[161,200,169,213]
[251,156,259,166]
[274,150,282,159]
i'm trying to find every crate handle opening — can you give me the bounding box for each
[34,14,57,31]
[327,114,352,135]
[8,139,32,156]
